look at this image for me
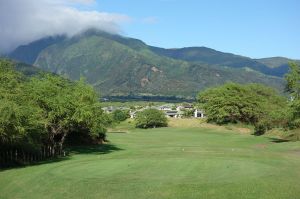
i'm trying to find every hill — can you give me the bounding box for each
[8,30,285,97]
[255,57,300,68]
[149,47,296,77]
[0,58,42,76]
[8,36,66,65]
[255,57,300,76]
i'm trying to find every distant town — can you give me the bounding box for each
[102,103,205,119]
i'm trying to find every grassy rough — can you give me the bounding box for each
[1,127,300,199]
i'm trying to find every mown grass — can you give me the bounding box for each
[1,126,300,199]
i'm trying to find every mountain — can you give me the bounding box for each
[254,57,300,77]
[0,58,43,76]
[14,61,42,76]
[8,35,66,65]
[149,47,296,77]
[256,57,299,68]
[8,30,285,97]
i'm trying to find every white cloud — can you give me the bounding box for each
[0,0,130,53]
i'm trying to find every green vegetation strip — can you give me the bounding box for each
[1,127,300,199]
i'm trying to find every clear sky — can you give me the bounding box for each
[90,0,300,59]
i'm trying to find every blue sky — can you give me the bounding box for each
[1,0,299,58]
[86,0,300,59]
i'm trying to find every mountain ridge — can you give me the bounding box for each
[7,29,287,97]
[9,31,298,79]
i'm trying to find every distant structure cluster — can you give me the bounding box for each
[102,103,205,119]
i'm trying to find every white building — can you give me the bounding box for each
[194,109,205,118]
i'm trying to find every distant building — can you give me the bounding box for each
[182,104,193,110]
[165,110,183,118]
[158,105,172,111]
[194,109,205,118]
[104,104,204,119]
[102,106,116,113]
[130,110,137,119]
[176,106,184,111]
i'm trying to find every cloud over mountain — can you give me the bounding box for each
[0,0,130,53]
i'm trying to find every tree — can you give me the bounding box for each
[0,59,112,165]
[183,109,194,118]
[0,60,43,144]
[197,82,288,134]
[112,110,129,122]
[285,62,300,128]
[135,109,168,129]
[24,74,110,153]
[285,62,300,99]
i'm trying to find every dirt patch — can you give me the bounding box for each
[236,128,251,134]
[167,118,253,134]
[140,77,150,87]
[107,129,129,133]
[168,118,206,128]
[151,66,162,73]
[289,149,300,156]
[254,144,268,149]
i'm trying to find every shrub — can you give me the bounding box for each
[112,110,129,122]
[135,109,168,129]
[183,109,194,118]
[254,120,270,135]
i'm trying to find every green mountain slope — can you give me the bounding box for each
[0,58,42,76]
[256,57,299,68]
[149,46,296,77]
[8,36,66,65]
[254,57,300,76]
[7,30,285,97]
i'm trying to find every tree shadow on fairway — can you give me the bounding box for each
[0,156,71,171]
[69,144,123,155]
[108,131,128,133]
[268,137,290,143]
[0,144,122,171]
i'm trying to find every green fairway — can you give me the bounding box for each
[1,127,300,199]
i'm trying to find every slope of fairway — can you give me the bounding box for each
[1,127,300,199]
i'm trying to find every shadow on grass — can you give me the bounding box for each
[0,144,122,171]
[0,156,71,172]
[108,131,127,134]
[268,137,290,143]
[68,144,123,155]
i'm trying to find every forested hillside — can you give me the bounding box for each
[8,30,286,97]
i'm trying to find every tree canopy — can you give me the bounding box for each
[285,62,300,128]
[112,110,129,122]
[0,59,110,163]
[197,82,288,134]
[135,109,168,129]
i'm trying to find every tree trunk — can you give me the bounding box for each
[15,149,18,162]
[59,131,68,156]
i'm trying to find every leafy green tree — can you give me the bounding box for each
[285,62,300,128]
[24,75,110,152]
[135,109,168,129]
[285,62,300,99]
[112,110,129,122]
[0,60,43,144]
[0,59,112,165]
[71,78,111,139]
[197,82,288,134]
[183,109,194,118]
